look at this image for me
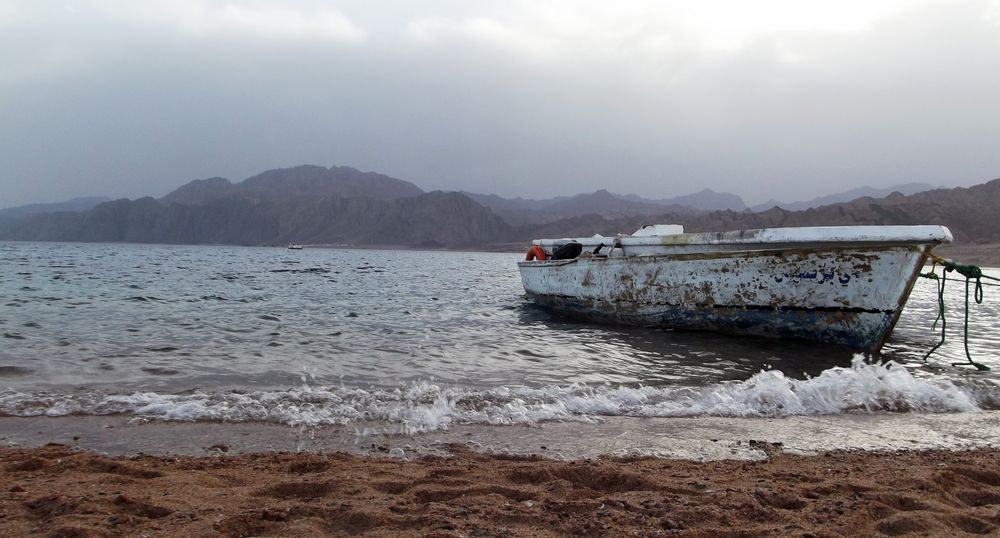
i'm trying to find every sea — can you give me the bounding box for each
[2,241,1000,458]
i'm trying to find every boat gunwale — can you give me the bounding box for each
[517,243,935,268]
[529,225,953,249]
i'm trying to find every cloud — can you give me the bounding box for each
[0,1,999,207]
[400,0,937,60]
[35,1,366,43]
[0,1,366,86]
[164,2,365,43]
[986,0,1000,24]
[405,16,558,60]
[198,3,366,42]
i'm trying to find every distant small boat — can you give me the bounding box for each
[518,224,952,351]
[287,244,304,250]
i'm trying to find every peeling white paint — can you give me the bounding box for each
[519,225,952,350]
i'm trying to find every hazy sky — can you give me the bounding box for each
[2,0,999,207]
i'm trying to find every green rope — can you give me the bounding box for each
[919,258,989,371]
[919,271,946,355]
[933,275,1000,288]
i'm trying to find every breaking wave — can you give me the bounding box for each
[1,357,996,433]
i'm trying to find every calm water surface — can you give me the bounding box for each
[1,242,999,431]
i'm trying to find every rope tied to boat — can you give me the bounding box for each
[918,253,990,371]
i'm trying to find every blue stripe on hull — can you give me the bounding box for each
[529,294,893,350]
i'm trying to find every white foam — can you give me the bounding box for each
[0,357,994,432]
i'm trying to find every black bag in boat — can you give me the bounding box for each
[551,242,583,260]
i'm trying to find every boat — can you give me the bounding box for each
[518,224,952,351]
[287,244,304,250]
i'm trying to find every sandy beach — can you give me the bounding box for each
[1,443,998,537]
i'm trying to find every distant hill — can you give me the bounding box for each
[0,191,509,247]
[617,189,746,212]
[749,183,936,212]
[517,179,1000,245]
[161,165,424,205]
[0,196,110,219]
[0,164,506,248]
[539,190,697,222]
[465,188,726,225]
[160,177,232,206]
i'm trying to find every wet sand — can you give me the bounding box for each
[5,412,1000,460]
[2,443,1000,537]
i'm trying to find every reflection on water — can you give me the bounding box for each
[517,303,857,384]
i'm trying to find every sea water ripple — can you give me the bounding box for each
[1,241,999,433]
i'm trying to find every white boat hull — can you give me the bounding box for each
[518,226,949,350]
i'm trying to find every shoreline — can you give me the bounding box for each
[2,442,998,536]
[6,239,1000,267]
[4,412,1000,460]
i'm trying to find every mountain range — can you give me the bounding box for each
[748,183,938,212]
[0,166,508,247]
[0,196,110,220]
[161,165,424,205]
[463,188,742,225]
[522,181,1000,245]
[0,164,995,249]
